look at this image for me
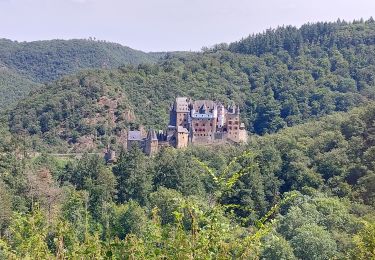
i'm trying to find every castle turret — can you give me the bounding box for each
[145,129,158,156]
[236,105,240,115]
[217,103,225,129]
[227,104,235,114]
[171,97,190,129]
[175,126,189,148]
[238,122,248,143]
[199,104,207,114]
[104,145,116,164]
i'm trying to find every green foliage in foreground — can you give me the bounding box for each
[0,147,294,259]
[2,104,375,258]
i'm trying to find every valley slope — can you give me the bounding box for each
[7,19,375,152]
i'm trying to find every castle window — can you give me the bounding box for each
[229,121,232,125]
[234,127,238,130]
[195,123,198,126]
[235,121,239,125]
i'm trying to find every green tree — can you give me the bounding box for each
[111,201,149,239]
[261,234,296,260]
[0,207,52,259]
[149,187,184,225]
[290,223,338,260]
[0,181,12,237]
[351,220,375,260]
[153,148,205,196]
[113,146,152,205]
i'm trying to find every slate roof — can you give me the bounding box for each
[128,131,142,140]
[193,100,216,111]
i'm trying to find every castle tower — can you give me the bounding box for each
[226,103,241,142]
[217,103,225,130]
[104,145,116,164]
[170,97,190,129]
[145,129,159,156]
[238,123,248,143]
[175,126,189,148]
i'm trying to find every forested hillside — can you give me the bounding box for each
[0,65,41,109]
[7,19,375,151]
[229,18,375,56]
[1,104,375,258]
[0,38,164,82]
[0,39,166,109]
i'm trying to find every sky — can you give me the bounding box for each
[0,0,375,52]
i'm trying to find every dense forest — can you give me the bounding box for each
[1,104,375,258]
[1,18,375,259]
[8,19,375,151]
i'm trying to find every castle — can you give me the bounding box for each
[124,97,247,156]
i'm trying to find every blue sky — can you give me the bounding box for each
[1,0,374,52]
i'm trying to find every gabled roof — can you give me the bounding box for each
[193,100,216,111]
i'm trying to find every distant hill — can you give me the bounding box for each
[229,18,375,56]
[0,38,167,109]
[0,38,165,82]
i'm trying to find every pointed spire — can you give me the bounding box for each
[147,129,158,141]
[228,103,235,113]
[199,104,207,114]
